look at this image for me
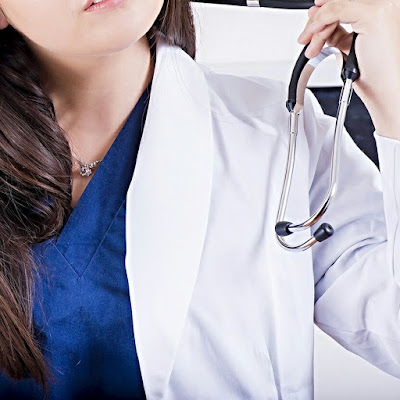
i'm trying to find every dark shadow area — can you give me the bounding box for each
[309,87,379,170]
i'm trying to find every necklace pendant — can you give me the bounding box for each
[79,164,93,177]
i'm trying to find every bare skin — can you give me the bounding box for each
[0,0,163,207]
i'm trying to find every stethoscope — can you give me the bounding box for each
[275,33,360,251]
[196,0,361,251]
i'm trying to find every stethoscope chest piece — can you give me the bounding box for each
[275,33,360,252]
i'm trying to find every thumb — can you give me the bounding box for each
[325,25,354,69]
[326,24,354,55]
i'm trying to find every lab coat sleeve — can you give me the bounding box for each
[303,88,400,378]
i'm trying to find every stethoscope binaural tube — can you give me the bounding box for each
[275,32,360,252]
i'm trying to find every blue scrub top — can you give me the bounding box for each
[0,81,152,399]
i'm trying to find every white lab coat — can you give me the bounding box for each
[124,34,400,399]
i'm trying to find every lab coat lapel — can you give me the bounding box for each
[124,35,213,400]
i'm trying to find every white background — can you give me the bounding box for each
[191,2,400,399]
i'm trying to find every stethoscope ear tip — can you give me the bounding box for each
[275,221,293,237]
[314,223,334,242]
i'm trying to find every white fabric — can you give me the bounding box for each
[124,34,400,399]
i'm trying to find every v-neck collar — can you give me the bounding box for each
[53,81,152,276]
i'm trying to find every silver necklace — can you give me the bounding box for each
[71,154,104,177]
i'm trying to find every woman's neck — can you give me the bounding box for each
[28,34,154,145]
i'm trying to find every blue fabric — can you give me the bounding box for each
[0,82,152,399]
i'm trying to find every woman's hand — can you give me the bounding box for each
[297,0,400,139]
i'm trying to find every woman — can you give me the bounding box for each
[0,0,398,398]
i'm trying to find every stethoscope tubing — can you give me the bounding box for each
[275,33,360,251]
[195,0,360,252]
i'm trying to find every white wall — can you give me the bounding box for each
[191,2,400,399]
[192,2,344,87]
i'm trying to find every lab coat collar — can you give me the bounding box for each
[124,34,213,399]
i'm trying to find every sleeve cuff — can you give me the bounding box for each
[373,130,400,284]
[373,130,400,203]
[373,131,400,176]
[373,131,400,145]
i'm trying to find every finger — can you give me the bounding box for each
[308,5,320,17]
[304,22,339,58]
[311,1,361,27]
[297,6,320,42]
[298,8,323,43]
[298,0,366,44]
[325,24,353,54]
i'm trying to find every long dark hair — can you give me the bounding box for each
[0,0,196,392]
